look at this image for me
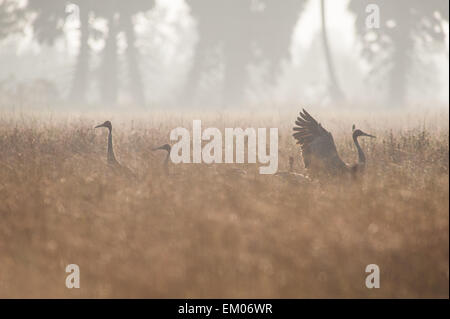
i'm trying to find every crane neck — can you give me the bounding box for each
[164,151,170,164]
[353,134,365,164]
[107,128,117,164]
[163,150,170,174]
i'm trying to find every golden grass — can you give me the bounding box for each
[0,108,448,298]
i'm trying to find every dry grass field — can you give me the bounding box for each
[0,107,448,298]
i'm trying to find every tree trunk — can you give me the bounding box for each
[122,13,145,107]
[182,42,206,106]
[389,44,408,106]
[320,0,345,103]
[222,43,249,107]
[388,11,411,106]
[69,6,90,103]
[100,14,119,105]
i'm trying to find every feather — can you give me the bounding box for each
[292,108,347,174]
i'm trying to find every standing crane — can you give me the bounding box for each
[152,143,171,175]
[292,109,375,177]
[95,120,135,177]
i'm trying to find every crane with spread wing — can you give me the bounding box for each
[292,109,375,177]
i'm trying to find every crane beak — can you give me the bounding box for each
[363,132,376,138]
[95,123,105,129]
[152,145,165,151]
[152,144,171,152]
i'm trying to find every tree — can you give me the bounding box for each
[22,0,154,106]
[118,0,154,106]
[320,0,345,102]
[91,0,154,106]
[0,0,27,40]
[349,0,449,105]
[68,0,93,104]
[185,0,306,107]
[185,0,252,106]
[25,0,68,45]
[24,0,94,104]
[93,1,120,105]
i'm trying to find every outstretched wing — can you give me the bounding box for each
[292,109,347,173]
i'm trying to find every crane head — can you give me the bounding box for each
[353,128,376,139]
[95,121,112,131]
[152,144,171,153]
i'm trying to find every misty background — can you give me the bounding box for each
[0,0,448,111]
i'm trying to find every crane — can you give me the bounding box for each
[152,143,171,175]
[292,108,375,177]
[95,120,135,177]
[151,143,247,177]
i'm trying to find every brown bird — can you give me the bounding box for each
[95,120,135,177]
[292,109,375,177]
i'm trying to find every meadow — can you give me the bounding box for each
[0,107,448,298]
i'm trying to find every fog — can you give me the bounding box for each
[0,0,448,110]
[0,1,449,299]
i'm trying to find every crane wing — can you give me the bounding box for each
[292,109,347,173]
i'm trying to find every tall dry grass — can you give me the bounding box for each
[0,108,448,298]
